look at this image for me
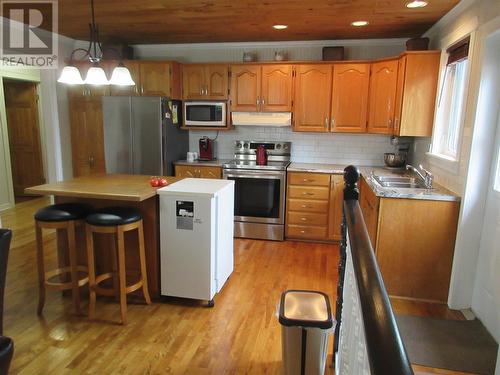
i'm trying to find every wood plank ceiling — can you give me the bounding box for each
[58,0,460,44]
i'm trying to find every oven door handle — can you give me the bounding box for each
[223,170,284,180]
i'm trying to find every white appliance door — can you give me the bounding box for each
[160,193,216,301]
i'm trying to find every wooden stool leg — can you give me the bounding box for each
[86,226,97,320]
[67,221,81,315]
[116,227,127,325]
[35,223,46,316]
[137,221,151,305]
[110,236,120,303]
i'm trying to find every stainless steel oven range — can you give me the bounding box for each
[222,140,291,241]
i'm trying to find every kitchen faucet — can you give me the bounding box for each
[406,164,433,188]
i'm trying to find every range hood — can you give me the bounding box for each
[231,112,292,127]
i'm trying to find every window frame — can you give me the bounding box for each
[427,33,475,173]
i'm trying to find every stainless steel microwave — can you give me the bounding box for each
[183,101,227,127]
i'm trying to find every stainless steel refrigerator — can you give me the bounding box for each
[102,96,188,176]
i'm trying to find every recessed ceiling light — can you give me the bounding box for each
[406,1,428,8]
[273,24,288,30]
[351,20,369,27]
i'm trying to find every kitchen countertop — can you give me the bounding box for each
[287,162,347,174]
[25,174,182,202]
[174,159,226,167]
[359,167,460,202]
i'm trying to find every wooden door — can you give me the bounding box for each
[230,65,261,112]
[69,98,105,177]
[328,174,344,241]
[139,62,171,96]
[293,65,332,132]
[206,65,228,99]
[110,60,141,96]
[261,65,293,112]
[3,80,45,196]
[182,65,205,99]
[367,59,398,134]
[331,63,370,133]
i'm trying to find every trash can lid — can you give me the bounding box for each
[279,290,333,329]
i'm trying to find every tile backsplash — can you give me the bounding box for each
[188,126,396,166]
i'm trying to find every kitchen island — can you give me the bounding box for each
[25,174,181,299]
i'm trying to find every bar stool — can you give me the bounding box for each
[85,207,151,324]
[34,203,91,315]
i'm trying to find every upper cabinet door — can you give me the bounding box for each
[367,59,399,134]
[182,65,205,100]
[331,63,370,133]
[230,65,261,112]
[396,52,440,137]
[206,65,229,99]
[110,60,141,96]
[139,62,171,96]
[261,65,293,112]
[293,65,332,132]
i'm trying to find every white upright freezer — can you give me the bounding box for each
[158,178,234,306]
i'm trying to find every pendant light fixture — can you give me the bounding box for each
[58,0,135,86]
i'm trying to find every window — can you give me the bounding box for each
[431,36,471,161]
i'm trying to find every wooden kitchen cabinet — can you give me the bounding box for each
[182,64,229,100]
[367,59,399,134]
[139,61,181,98]
[230,65,261,112]
[393,52,440,137]
[261,65,293,112]
[328,174,344,241]
[359,176,380,245]
[69,97,106,177]
[293,65,332,132]
[230,64,292,112]
[286,171,343,242]
[331,63,370,133]
[175,165,222,179]
[359,176,460,302]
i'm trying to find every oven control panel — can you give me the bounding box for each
[234,140,291,157]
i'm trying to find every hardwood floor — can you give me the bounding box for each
[0,197,470,374]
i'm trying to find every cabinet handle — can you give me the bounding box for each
[331,117,335,128]
[300,230,306,234]
[325,116,329,128]
[200,87,203,95]
[302,192,314,196]
[388,118,393,128]
[88,155,94,167]
[261,97,265,106]
[300,217,307,221]
[301,205,309,208]
[394,118,400,133]
[302,178,313,182]
[256,96,260,107]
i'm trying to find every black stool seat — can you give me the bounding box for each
[34,203,91,222]
[86,207,142,227]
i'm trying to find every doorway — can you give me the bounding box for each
[3,79,45,203]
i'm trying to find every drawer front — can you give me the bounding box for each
[287,199,329,213]
[289,172,330,186]
[288,185,330,200]
[287,224,327,240]
[288,211,328,226]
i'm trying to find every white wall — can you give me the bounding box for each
[126,38,407,165]
[189,127,395,165]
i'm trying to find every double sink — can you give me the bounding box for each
[371,175,429,189]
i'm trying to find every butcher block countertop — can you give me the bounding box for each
[25,174,181,202]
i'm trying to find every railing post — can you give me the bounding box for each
[333,165,360,367]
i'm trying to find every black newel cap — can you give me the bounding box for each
[344,165,360,185]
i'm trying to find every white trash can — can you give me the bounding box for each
[279,290,334,375]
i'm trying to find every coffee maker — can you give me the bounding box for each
[199,136,216,161]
